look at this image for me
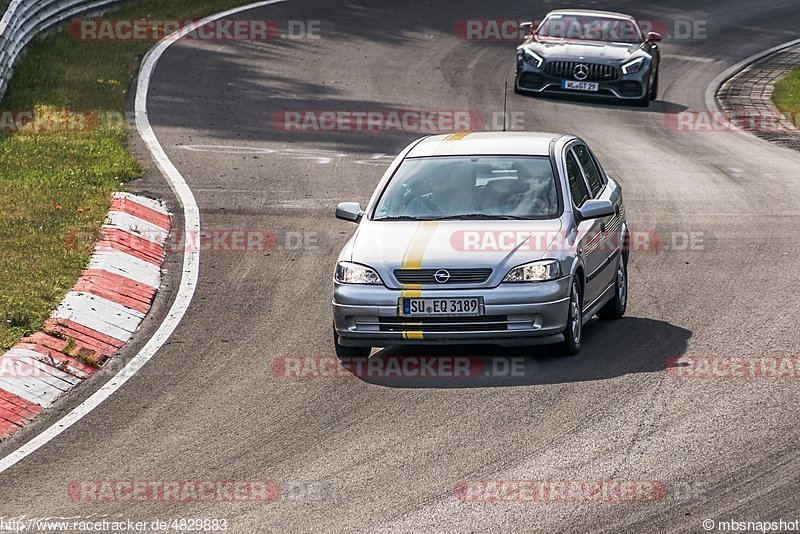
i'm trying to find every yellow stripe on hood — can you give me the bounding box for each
[398,221,439,338]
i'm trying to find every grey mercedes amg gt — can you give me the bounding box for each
[332,132,629,357]
[514,9,661,106]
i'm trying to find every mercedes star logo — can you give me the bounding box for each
[573,63,589,81]
[433,269,451,284]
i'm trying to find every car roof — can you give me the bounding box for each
[544,9,637,22]
[406,132,565,158]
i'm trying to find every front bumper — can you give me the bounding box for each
[515,63,648,100]
[332,278,571,347]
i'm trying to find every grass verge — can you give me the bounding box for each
[0,0,258,349]
[773,68,800,118]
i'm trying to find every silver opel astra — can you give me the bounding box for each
[332,132,628,357]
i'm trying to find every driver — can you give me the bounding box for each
[402,162,475,217]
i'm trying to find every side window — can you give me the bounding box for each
[573,145,604,197]
[565,150,589,207]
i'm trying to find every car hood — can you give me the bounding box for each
[347,219,564,289]
[524,40,639,62]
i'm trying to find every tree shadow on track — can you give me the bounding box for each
[147,39,436,156]
[341,317,691,388]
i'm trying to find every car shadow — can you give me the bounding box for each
[513,91,688,114]
[339,317,691,388]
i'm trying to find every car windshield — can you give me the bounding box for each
[373,156,559,220]
[537,14,642,44]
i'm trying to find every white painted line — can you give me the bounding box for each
[88,249,162,288]
[105,211,170,243]
[113,192,170,216]
[0,0,288,474]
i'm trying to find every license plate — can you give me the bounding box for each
[400,297,482,317]
[562,80,599,91]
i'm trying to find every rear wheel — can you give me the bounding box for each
[334,327,371,359]
[558,280,583,355]
[598,256,628,320]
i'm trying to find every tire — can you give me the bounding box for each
[631,74,652,107]
[632,93,650,107]
[649,69,659,100]
[558,279,583,355]
[513,71,522,94]
[334,328,371,359]
[598,255,628,320]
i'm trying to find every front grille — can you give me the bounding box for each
[394,268,492,285]
[379,316,509,332]
[544,61,619,81]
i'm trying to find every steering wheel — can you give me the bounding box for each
[418,194,444,216]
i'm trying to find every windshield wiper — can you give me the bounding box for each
[430,214,527,220]
[374,215,436,221]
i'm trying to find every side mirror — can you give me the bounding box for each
[646,31,662,42]
[335,202,364,223]
[519,21,534,35]
[578,199,615,220]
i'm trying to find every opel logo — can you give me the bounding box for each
[433,269,451,284]
[573,63,589,81]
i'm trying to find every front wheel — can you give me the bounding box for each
[558,280,583,355]
[598,256,627,320]
[631,75,652,107]
[513,72,522,94]
[649,69,659,100]
[334,328,371,359]
[632,93,650,107]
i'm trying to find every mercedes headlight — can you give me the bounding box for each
[621,57,645,75]
[503,259,561,283]
[335,262,382,284]
[523,49,544,68]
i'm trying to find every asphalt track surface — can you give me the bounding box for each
[2,0,800,532]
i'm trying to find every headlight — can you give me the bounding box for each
[335,261,382,284]
[503,259,561,283]
[523,49,544,68]
[621,57,645,75]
